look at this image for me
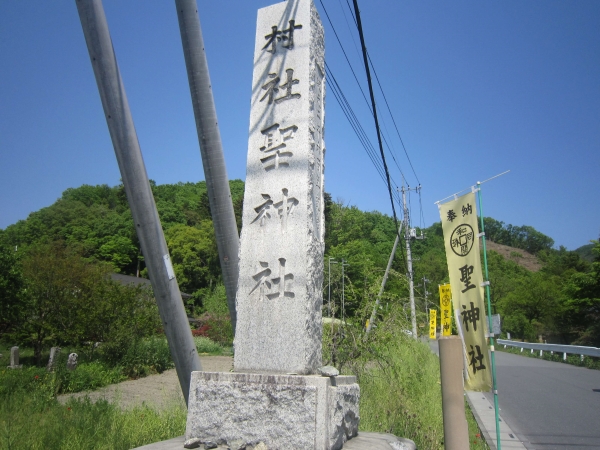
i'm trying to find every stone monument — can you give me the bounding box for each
[47,346,61,371]
[66,353,78,371]
[7,346,22,369]
[185,1,359,449]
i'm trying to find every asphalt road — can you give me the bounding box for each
[487,350,600,449]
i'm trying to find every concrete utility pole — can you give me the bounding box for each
[328,257,338,318]
[341,259,349,325]
[423,276,430,316]
[365,230,400,336]
[76,0,201,405]
[401,185,418,338]
[439,336,470,449]
[174,0,240,334]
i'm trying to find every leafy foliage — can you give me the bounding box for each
[482,217,554,254]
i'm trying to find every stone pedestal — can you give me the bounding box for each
[185,372,359,450]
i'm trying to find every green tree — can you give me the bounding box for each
[0,245,23,337]
[164,221,220,295]
[559,241,600,345]
[497,272,560,340]
[15,243,111,364]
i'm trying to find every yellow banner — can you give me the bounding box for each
[429,309,437,339]
[439,191,492,391]
[439,284,452,336]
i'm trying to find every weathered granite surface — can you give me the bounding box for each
[234,0,326,375]
[7,346,22,369]
[133,432,415,450]
[185,372,359,450]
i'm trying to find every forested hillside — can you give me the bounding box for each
[1,181,598,349]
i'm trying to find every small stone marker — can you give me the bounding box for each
[7,346,22,369]
[66,353,78,371]
[47,346,61,371]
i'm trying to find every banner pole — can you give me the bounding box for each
[476,181,502,450]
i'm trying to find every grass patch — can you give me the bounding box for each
[466,400,490,449]
[0,389,185,449]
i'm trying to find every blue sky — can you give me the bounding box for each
[1,1,598,250]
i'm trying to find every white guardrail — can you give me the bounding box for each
[497,339,600,361]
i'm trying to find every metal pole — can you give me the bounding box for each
[341,259,349,335]
[328,257,337,318]
[342,259,346,325]
[402,186,417,338]
[328,257,337,363]
[423,277,429,317]
[75,0,201,405]
[365,230,399,336]
[439,336,470,450]
[174,0,240,334]
[477,181,502,450]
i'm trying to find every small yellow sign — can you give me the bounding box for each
[429,309,437,339]
[439,284,452,336]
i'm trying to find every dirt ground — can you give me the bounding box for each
[58,355,233,410]
[484,239,542,271]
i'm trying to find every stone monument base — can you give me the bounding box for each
[185,372,360,450]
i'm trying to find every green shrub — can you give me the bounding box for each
[194,336,225,355]
[53,360,126,394]
[116,336,174,379]
[195,284,234,346]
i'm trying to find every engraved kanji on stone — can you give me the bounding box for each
[262,20,303,54]
[251,190,298,232]
[260,73,281,104]
[260,123,297,171]
[249,258,294,301]
[275,69,301,103]
[251,194,275,227]
[260,69,301,105]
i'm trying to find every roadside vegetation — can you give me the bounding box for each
[1,180,597,448]
[323,286,488,449]
[497,345,600,370]
[0,335,226,449]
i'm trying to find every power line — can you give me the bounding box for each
[336,0,362,60]
[339,0,421,186]
[367,53,421,185]
[317,0,371,114]
[319,0,404,183]
[326,63,402,205]
[352,0,401,238]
